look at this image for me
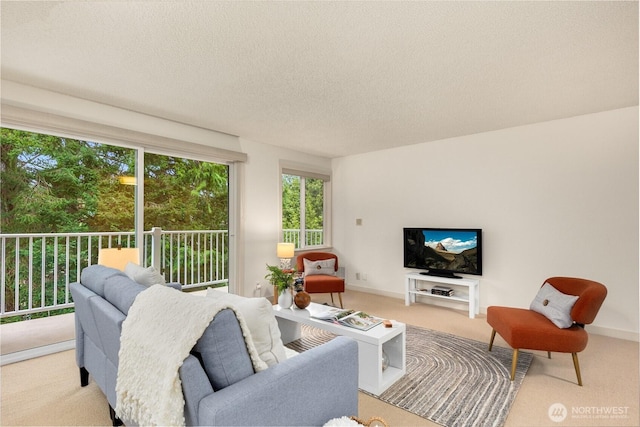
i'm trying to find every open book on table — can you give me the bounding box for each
[311,307,383,331]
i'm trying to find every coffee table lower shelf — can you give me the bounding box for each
[273,303,406,396]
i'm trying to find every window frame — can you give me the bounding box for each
[280,163,332,251]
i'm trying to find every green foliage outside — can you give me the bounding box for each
[281,174,324,247]
[1,128,229,323]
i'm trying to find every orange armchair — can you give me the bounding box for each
[487,277,607,386]
[296,252,345,308]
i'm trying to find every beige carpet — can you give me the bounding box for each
[1,290,639,426]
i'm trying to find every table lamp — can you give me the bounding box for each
[276,242,295,270]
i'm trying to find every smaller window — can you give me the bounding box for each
[281,167,330,249]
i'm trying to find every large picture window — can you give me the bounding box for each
[1,128,231,322]
[281,167,330,249]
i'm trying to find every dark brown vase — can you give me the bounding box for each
[294,290,311,309]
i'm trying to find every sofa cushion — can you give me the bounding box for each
[81,265,129,298]
[103,275,148,315]
[206,289,287,366]
[193,308,256,391]
[124,262,166,286]
[530,282,579,328]
[303,258,336,276]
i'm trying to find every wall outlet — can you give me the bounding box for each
[355,272,361,280]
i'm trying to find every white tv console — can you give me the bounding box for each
[405,272,480,319]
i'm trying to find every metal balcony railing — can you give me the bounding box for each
[0,228,228,319]
[282,229,324,248]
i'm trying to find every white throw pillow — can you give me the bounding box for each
[124,262,166,287]
[303,258,336,276]
[530,282,579,328]
[324,417,363,427]
[206,288,287,366]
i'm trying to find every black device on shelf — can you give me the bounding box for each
[431,286,454,296]
[403,227,483,278]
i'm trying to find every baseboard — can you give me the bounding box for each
[346,283,404,299]
[0,339,75,366]
[586,325,639,342]
[345,284,640,342]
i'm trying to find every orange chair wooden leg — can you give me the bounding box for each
[337,292,343,308]
[572,352,583,386]
[510,349,519,381]
[488,329,496,351]
[330,293,335,305]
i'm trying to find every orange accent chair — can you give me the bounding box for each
[487,277,607,386]
[297,252,345,308]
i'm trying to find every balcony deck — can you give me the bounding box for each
[0,288,216,366]
[1,313,75,365]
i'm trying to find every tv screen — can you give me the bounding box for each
[403,228,482,277]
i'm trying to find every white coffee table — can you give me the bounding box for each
[273,302,406,395]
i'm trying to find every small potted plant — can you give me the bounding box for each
[265,264,296,308]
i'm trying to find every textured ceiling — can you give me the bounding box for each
[1,1,638,158]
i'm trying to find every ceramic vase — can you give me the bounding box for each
[278,288,293,308]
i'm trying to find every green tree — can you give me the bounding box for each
[143,154,228,230]
[305,177,324,230]
[282,174,300,229]
[1,130,112,233]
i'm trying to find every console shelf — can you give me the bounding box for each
[404,273,480,319]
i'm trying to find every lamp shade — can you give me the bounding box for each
[276,242,295,258]
[98,248,140,271]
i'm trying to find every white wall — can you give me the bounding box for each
[332,107,639,340]
[237,138,332,298]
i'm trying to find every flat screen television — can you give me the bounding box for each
[403,228,482,278]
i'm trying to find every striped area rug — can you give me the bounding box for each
[285,324,532,427]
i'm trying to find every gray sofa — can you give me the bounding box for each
[70,265,359,426]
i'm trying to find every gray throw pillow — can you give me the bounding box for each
[303,258,336,276]
[193,308,255,391]
[530,282,579,328]
[205,289,287,366]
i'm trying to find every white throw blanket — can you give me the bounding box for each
[115,285,267,426]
